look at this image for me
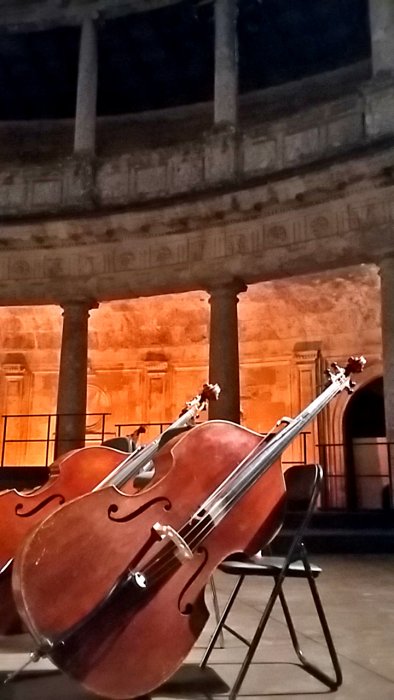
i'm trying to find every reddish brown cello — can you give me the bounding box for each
[11,358,364,698]
[0,384,219,634]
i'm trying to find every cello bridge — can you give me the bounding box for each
[153,522,193,560]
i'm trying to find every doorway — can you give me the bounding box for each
[343,377,388,509]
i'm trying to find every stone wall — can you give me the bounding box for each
[0,266,381,509]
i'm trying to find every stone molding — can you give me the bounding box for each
[0,173,393,304]
[1,361,28,377]
[0,1,181,30]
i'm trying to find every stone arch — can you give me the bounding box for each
[319,361,383,509]
[343,374,387,510]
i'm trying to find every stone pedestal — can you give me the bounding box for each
[74,17,98,154]
[208,280,246,422]
[379,256,394,505]
[369,0,394,76]
[214,0,238,127]
[54,299,97,459]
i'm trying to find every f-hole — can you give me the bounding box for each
[343,377,386,510]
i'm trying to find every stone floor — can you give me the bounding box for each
[0,554,393,699]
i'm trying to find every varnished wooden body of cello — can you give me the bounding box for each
[0,446,142,578]
[0,383,218,577]
[13,421,285,698]
[0,446,134,635]
[0,384,219,635]
[12,358,364,698]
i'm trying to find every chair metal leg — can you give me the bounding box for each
[209,576,224,649]
[228,576,284,700]
[201,575,245,669]
[200,463,343,698]
[276,547,342,689]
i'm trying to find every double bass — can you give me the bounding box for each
[0,383,219,633]
[11,358,365,698]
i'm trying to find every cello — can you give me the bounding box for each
[11,357,365,698]
[0,383,219,633]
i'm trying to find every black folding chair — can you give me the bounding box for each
[201,464,343,699]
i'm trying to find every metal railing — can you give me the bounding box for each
[115,421,172,437]
[3,412,390,511]
[0,412,110,467]
[115,422,310,466]
[318,440,393,510]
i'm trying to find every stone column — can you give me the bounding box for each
[379,255,394,505]
[74,17,98,154]
[208,280,246,422]
[54,299,97,459]
[214,0,238,127]
[369,0,394,76]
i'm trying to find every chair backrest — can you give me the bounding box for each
[284,464,322,505]
[102,436,136,452]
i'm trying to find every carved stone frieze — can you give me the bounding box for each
[0,164,394,303]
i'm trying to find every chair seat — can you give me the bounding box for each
[219,553,322,578]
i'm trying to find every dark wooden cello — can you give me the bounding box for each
[11,358,365,699]
[0,383,219,634]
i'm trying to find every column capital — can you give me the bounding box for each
[207,278,247,299]
[80,12,99,23]
[60,298,99,314]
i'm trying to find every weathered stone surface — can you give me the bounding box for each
[243,135,277,174]
[0,268,381,506]
[0,0,179,29]
[0,150,393,306]
[0,71,392,220]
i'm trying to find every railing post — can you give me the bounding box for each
[45,414,52,467]
[1,415,7,467]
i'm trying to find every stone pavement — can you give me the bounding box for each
[0,554,393,699]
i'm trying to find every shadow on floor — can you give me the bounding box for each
[0,664,228,699]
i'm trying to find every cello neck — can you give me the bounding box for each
[199,357,366,527]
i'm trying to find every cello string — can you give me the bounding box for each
[133,432,277,578]
[129,434,317,586]
[130,439,282,587]
[137,373,347,587]
[48,368,349,649]
[49,369,349,649]
[140,397,316,582]
[105,387,216,489]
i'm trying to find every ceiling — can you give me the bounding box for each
[0,0,370,121]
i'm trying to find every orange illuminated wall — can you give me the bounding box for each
[0,265,381,468]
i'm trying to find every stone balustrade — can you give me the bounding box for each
[2,69,394,221]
